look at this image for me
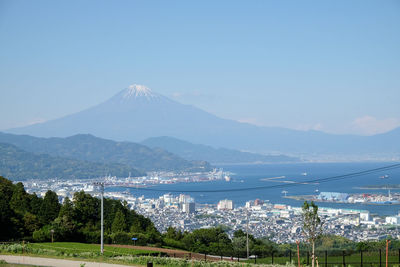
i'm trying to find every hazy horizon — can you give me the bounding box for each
[3,83,400,138]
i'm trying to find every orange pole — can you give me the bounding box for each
[297,240,301,267]
[386,239,390,267]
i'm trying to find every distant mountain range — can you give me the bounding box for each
[0,132,211,173]
[7,84,400,156]
[0,142,144,180]
[142,136,299,164]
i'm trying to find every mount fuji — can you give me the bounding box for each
[7,84,400,156]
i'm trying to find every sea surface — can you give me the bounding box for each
[111,162,400,216]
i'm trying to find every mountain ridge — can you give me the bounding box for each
[0,142,145,180]
[7,85,400,156]
[0,132,211,172]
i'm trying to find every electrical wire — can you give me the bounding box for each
[134,163,400,193]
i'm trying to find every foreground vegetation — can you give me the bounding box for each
[1,242,400,267]
[0,242,158,258]
[0,242,289,267]
[0,176,159,244]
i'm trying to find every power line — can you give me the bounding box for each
[136,163,400,193]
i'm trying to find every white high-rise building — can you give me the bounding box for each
[360,211,370,221]
[179,194,192,204]
[386,216,400,225]
[245,201,253,209]
[182,202,195,213]
[162,193,173,204]
[217,199,234,210]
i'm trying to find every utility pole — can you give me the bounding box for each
[386,239,390,267]
[296,240,301,267]
[94,182,104,255]
[246,209,249,258]
[50,229,54,243]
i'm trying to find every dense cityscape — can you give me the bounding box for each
[21,174,400,244]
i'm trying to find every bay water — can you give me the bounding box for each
[113,162,400,216]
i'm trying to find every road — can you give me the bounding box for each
[0,255,141,267]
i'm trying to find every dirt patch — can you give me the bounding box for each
[106,244,227,261]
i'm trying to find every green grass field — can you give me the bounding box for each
[29,242,158,257]
[0,242,281,266]
[0,242,160,262]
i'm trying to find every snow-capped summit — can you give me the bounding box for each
[123,84,158,99]
[108,84,166,105]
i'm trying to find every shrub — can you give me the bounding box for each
[32,225,51,242]
[130,232,150,246]
[163,237,186,250]
[80,229,100,243]
[110,232,132,244]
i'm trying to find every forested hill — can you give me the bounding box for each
[0,132,211,172]
[0,143,144,180]
[0,176,158,243]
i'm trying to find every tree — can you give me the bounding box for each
[39,190,61,224]
[302,201,323,267]
[58,197,74,219]
[9,182,30,215]
[73,191,99,225]
[23,212,41,235]
[234,229,256,243]
[52,214,77,241]
[181,227,231,254]
[0,176,18,240]
[232,236,247,257]
[356,241,372,252]
[165,226,179,239]
[28,193,43,216]
[111,210,127,233]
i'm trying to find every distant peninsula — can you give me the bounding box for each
[142,136,300,164]
[354,184,400,190]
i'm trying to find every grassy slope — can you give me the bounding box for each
[29,242,158,257]
[0,242,269,266]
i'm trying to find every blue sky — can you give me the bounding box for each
[1,0,399,135]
